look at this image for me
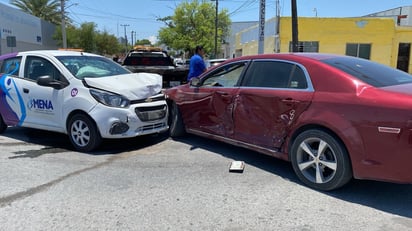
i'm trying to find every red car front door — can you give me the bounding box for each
[178,61,248,138]
[232,59,313,149]
[179,86,239,138]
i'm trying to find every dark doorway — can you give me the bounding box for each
[397,43,410,73]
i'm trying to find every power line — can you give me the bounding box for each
[69,0,264,24]
[64,0,275,40]
[229,0,258,17]
[73,5,155,21]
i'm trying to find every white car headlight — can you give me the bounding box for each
[90,89,130,108]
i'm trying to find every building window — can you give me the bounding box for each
[289,41,319,52]
[346,43,371,59]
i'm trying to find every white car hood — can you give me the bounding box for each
[84,73,162,100]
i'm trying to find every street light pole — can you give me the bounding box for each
[60,0,78,49]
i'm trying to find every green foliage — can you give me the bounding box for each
[134,39,152,46]
[13,0,122,54]
[77,22,96,52]
[53,24,75,47]
[96,31,121,55]
[53,23,120,54]
[12,0,234,56]
[158,0,230,57]
[10,0,62,24]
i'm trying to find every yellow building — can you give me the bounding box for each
[235,17,412,73]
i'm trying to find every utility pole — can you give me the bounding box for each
[313,8,318,17]
[211,0,218,58]
[120,24,129,54]
[131,31,134,47]
[215,0,218,58]
[134,31,137,45]
[291,0,299,52]
[60,0,67,49]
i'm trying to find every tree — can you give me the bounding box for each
[96,31,121,55]
[53,24,78,47]
[157,0,230,57]
[12,0,122,54]
[135,39,152,46]
[75,22,96,53]
[10,0,62,24]
[53,23,123,54]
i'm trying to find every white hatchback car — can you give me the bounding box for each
[0,50,168,152]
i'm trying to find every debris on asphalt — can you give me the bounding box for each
[229,161,245,173]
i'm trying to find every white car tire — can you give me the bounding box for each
[68,114,102,152]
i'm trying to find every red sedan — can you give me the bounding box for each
[165,53,412,191]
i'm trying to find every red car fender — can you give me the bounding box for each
[283,107,366,178]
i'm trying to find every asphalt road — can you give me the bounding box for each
[1,127,412,231]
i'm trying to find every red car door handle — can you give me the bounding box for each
[216,91,229,96]
[282,98,300,104]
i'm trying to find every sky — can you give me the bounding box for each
[1,0,412,44]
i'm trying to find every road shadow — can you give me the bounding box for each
[172,135,412,218]
[1,127,169,157]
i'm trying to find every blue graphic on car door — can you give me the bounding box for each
[0,60,26,126]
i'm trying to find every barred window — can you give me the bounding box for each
[289,41,319,52]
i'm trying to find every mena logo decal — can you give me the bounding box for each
[28,99,54,111]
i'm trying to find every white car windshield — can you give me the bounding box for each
[57,56,130,80]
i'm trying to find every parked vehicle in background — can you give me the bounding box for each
[174,58,185,67]
[205,58,227,69]
[165,53,412,191]
[184,59,190,68]
[0,50,169,152]
[122,46,188,88]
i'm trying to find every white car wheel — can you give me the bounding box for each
[68,114,101,152]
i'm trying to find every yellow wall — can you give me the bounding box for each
[236,17,412,72]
